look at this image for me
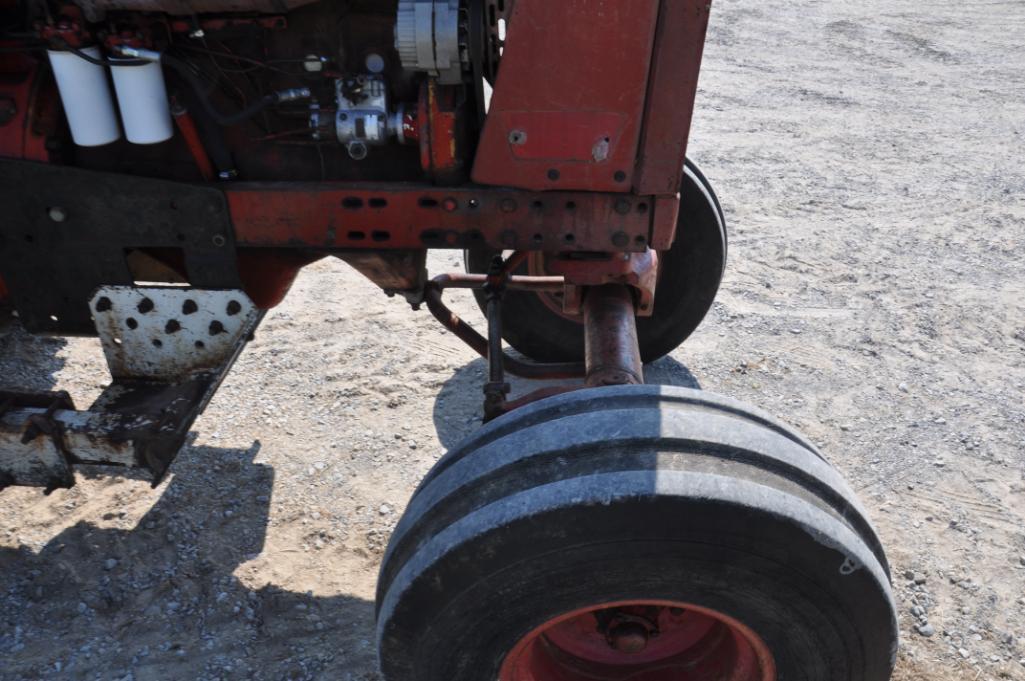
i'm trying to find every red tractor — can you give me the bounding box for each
[0,1,898,678]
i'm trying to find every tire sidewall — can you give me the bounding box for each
[380,494,897,681]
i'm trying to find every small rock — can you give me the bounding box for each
[103,558,118,571]
[915,623,935,637]
[379,504,392,515]
[958,648,970,659]
[898,382,909,393]
[913,573,927,585]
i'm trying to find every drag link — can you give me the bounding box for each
[483,255,512,420]
[424,278,584,380]
[430,272,564,291]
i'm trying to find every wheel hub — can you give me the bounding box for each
[500,600,776,681]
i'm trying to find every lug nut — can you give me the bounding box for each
[608,621,649,654]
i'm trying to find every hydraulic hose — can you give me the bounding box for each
[156,53,310,127]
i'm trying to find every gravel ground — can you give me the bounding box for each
[2,0,1025,679]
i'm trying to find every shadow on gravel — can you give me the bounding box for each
[431,355,702,450]
[0,314,67,392]
[0,439,379,680]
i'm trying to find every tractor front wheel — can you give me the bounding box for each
[376,386,898,681]
[464,159,727,364]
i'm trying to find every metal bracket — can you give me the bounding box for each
[0,159,241,334]
[0,287,261,490]
[91,286,257,380]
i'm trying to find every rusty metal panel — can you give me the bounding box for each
[650,194,682,250]
[0,160,241,335]
[0,51,52,162]
[471,0,661,192]
[634,0,712,196]
[335,250,428,294]
[227,184,655,252]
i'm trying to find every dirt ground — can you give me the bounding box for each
[2,0,1025,679]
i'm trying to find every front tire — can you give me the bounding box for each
[376,386,898,680]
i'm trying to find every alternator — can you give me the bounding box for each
[395,0,465,85]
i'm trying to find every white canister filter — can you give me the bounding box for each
[110,57,173,144]
[47,46,121,147]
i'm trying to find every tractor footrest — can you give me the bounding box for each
[0,286,262,492]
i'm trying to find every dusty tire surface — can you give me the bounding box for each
[377,385,898,680]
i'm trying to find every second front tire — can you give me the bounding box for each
[376,386,898,681]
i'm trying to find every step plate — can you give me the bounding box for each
[90,287,257,381]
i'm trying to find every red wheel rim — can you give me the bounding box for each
[527,252,580,321]
[499,600,776,681]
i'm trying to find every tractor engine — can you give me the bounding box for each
[1,0,501,183]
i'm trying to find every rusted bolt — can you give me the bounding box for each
[614,170,628,183]
[614,199,632,215]
[547,168,560,181]
[508,129,527,145]
[611,231,629,248]
[608,622,649,654]
[443,197,458,212]
[500,198,518,213]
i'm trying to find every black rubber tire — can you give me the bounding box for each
[465,159,727,363]
[376,385,898,681]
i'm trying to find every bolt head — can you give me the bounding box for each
[609,622,649,654]
[347,141,369,160]
[48,206,67,223]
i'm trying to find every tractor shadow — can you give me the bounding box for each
[431,354,702,450]
[0,313,67,392]
[0,439,380,680]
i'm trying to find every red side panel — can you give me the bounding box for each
[634,0,712,195]
[0,51,51,162]
[472,0,660,193]
[1,50,52,303]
